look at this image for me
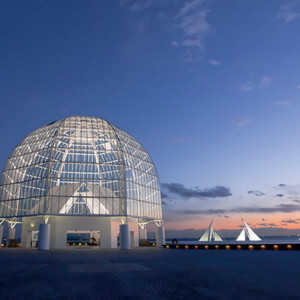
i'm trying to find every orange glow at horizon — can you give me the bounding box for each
[164,213,300,231]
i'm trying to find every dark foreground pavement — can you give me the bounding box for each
[0,247,299,299]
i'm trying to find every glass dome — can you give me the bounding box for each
[0,116,162,220]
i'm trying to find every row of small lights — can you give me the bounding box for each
[2,242,157,247]
[1,243,92,247]
[67,243,89,246]
[1,243,22,247]
[0,243,293,250]
[165,244,293,250]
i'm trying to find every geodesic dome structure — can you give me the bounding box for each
[0,116,162,220]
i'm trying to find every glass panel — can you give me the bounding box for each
[0,116,162,220]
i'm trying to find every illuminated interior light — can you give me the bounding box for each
[0,116,164,250]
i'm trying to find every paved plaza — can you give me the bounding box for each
[0,247,300,299]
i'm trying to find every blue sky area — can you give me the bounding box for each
[1,0,300,233]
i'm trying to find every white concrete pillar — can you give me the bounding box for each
[38,224,50,250]
[8,227,16,239]
[120,224,130,250]
[139,227,147,239]
[156,226,165,247]
[6,228,16,247]
[0,226,3,246]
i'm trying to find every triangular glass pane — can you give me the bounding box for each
[75,196,85,203]
[78,184,88,192]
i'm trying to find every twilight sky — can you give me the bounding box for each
[1,0,300,233]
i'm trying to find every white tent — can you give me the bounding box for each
[236,219,262,241]
[199,220,223,242]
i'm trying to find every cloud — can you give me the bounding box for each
[279,184,300,196]
[236,204,300,213]
[240,81,253,91]
[259,76,272,89]
[161,192,169,199]
[182,49,201,62]
[218,214,230,218]
[292,199,300,203]
[171,40,179,47]
[162,183,232,199]
[120,0,153,12]
[258,222,276,227]
[231,118,248,134]
[182,208,227,215]
[297,85,300,88]
[157,11,165,18]
[239,76,271,92]
[278,183,286,187]
[169,137,186,144]
[288,196,300,199]
[276,3,300,23]
[232,118,246,127]
[274,101,292,106]
[275,194,284,197]
[281,219,299,224]
[175,0,213,51]
[248,190,265,196]
[179,203,300,215]
[208,59,220,66]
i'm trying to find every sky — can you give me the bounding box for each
[1,0,300,235]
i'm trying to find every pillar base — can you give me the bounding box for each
[120,224,130,250]
[139,227,147,240]
[0,226,3,247]
[7,227,16,248]
[38,224,50,251]
[156,226,165,247]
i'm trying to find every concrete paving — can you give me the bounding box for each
[0,247,299,299]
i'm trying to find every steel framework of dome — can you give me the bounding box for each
[0,116,164,249]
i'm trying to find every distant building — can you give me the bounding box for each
[0,116,164,249]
